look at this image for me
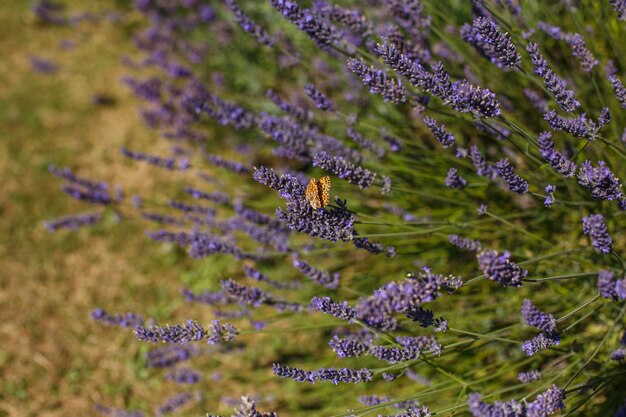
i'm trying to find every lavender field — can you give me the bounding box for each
[2,0,626,416]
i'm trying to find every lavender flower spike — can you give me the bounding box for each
[609,74,626,109]
[45,212,102,232]
[526,42,580,112]
[424,117,455,148]
[310,296,356,321]
[312,152,377,189]
[582,214,613,254]
[610,0,626,21]
[521,299,557,332]
[347,57,407,104]
[91,308,144,328]
[225,0,275,47]
[304,83,334,111]
[496,159,528,194]
[445,168,467,189]
[526,385,565,417]
[477,250,527,287]
[577,160,622,201]
[518,370,541,383]
[272,363,372,384]
[467,393,524,417]
[597,269,618,300]
[522,332,560,356]
[461,17,521,70]
[448,234,482,251]
[293,258,339,289]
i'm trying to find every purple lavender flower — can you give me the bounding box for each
[45,212,102,232]
[293,258,339,289]
[527,42,580,112]
[165,367,202,384]
[470,146,497,178]
[270,0,339,48]
[610,0,626,20]
[93,404,144,417]
[204,153,251,174]
[477,250,527,287]
[543,184,556,206]
[522,332,560,356]
[225,0,275,47]
[537,132,577,177]
[496,159,528,193]
[521,299,557,333]
[424,117,455,148]
[310,296,356,321]
[347,57,407,103]
[355,267,462,330]
[543,111,590,139]
[312,152,377,189]
[598,270,618,299]
[183,187,229,204]
[406,306,448,332]
[328,335,369,358]
[91,308,144,328]
[30,56,59,74]
[352,235,384,254]
[448,234,482,251]
[461,17,521,70]
[233,396,278,417]
[146,345,199,368]
[272,363,372,384]
[221,279,269,307]
[181,288,228,305]
[582,214,613,254]
[347,126,385,157]
[188,232,255,260]
[577,160,623,201]
[615,276,626,300]
[120,147,182,170]
[134,320,207,344]
[205,320,238,345]
[445,168,467,189]
[467,393,525,417]
[243,265,300,290]
[609,75,626,108]
[304,83,334,111]
[518,370,541,383]
[524,88,548,112]
[526,385,565,417]
[156,392,194,415]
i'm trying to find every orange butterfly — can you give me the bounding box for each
[305,176,331,209]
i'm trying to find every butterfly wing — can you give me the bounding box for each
[319,176,331,207]
[306,178,322,209]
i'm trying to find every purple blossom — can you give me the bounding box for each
[477,250,527,287]
[205,320,239,345]
[30,56,59,74]
[521,299,557,333]
[310,296,356,321]
[461,17,521,69]
[156,392,194,415]
[91,308,144,328]
[293,258,339,289]
[225,0,275,47]
[467,393,525,417]
[352,235,384,254]
[304,83,334,111]
[347,126,385,157]
[518,370,541,383]
[120,147,182,170]
[243,265,300,290]
[522,332,560,356]
[524,88,548,112]
[470,146,497,178]
[526,385,565,417]
[45,212,102,232]
[165,367,202,384]
[232,396,278,417]
[347,57,407,103]
[582,214,613,254]
[355,267,462,330]
[537,132,577,177]
[93,404,144,417]
[609,75,626,108]
[598,270,618,299]
[496,159,528,193]
[445,168,467,189]
[424,117,455,148]
[448,234,482,251]
[577,160,623,201]
[406,306,448,332]
[270,0,339,48]
[183,187,229,204]
[145,345,199,368]
[272,363,372,384]
[181,288,228,305]
[204,153,251,174]
[313,152,377,189]
[615,276,626,300]
[543,111,590,139]
[134,320,207,344]
[221,279,270,307]
[328,335,369,358]
[527,42,580,112]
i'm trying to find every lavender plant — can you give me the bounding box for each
[43,0,626,415]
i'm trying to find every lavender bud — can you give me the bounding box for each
[521,299,557,332]
[518,370,541,383]
[582,214,613,254]
[522,332,560,356]
[424,117,455,148]
[448,234,482,251]
[304,83,334,111]
[496,159,528,194]
[477,250,527,287]
[445,168,467,189]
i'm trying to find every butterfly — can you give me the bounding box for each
[305,176,331,209]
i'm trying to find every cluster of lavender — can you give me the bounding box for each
[43,0,626,416]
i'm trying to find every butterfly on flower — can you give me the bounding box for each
[305,176,331,209]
